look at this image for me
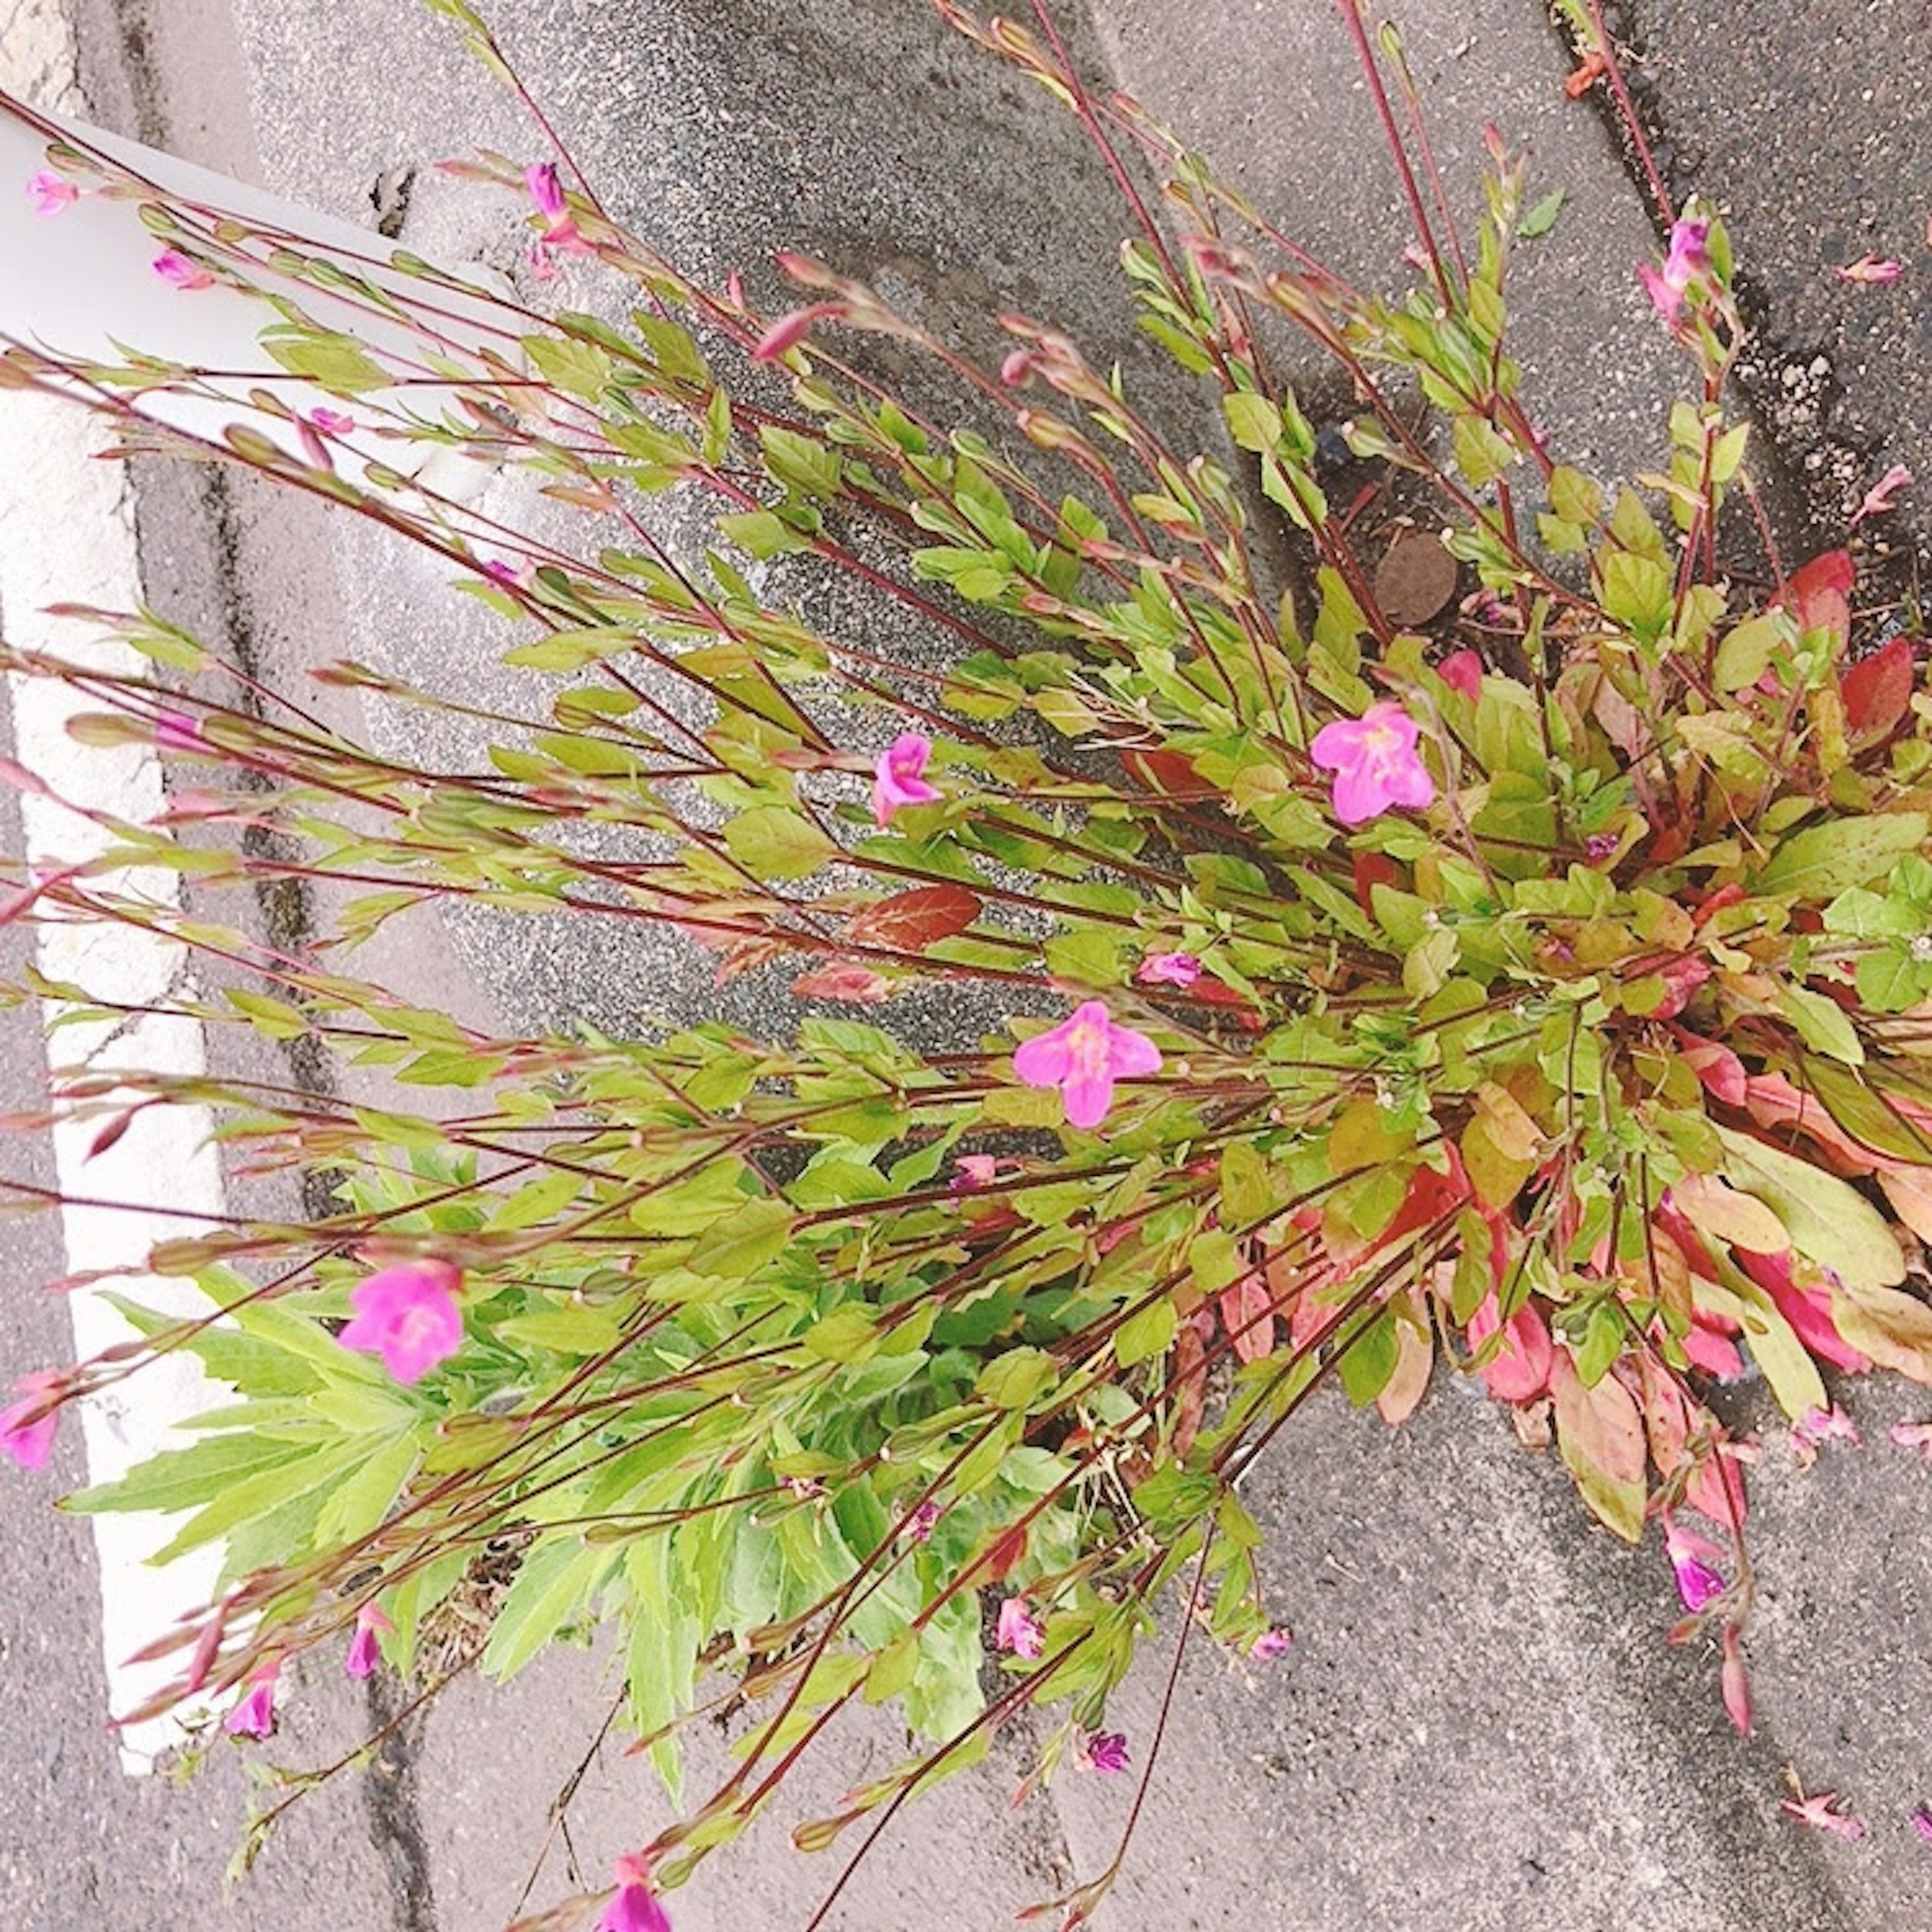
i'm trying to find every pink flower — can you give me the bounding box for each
[1781,1787,1866,1841]
[1249,1626,1293,1662]
[751,304,842,364]
[0,1369,63,1471]
[1077,1730,1130,1775]
[1136,951,1200,988]
[523,162,592,259]
[224,1658,281,1739]
[152,250,216,292]
[1851,463,1913,526]
[344,1601,393,1680]
[999,348,1036,386]
[1011,1000,1162,1131]
[871,732,941,826]
[480,557,530,590]
[1912,1803,1932,1845]
[1308,701,1435,826]
[27,170,77,217]
[599,1855,671,1932]
[1640,216,1711,322]
[1663,1516,1727,1614]
[337,1259,464,1383]
[903,1499,941,1542]
[306,408,357,438]
[995,1596,1044,1659]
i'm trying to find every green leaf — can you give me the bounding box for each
[1716,1124,1904,1293]
[1755,814,1928,898]
[1517,189,1565,239]
[1775,986,1864,1065]
[687,1198,793,1279]
[482,1540,613,1680]
[1336,1314,1398,1407]
[1114,1297,1177,1369]
[1713,612,1792,692]
[1729,1279,1828,1421]
[974,1347,1057,1410]
[722,807,838,880]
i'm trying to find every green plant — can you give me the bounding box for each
[4,3,1931,1925]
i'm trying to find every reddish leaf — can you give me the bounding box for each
[1217,1273,1277,1365]
[1840,634,1914,740]
[1121,747,1209,798]
[846,883,981,952]
[1352,851,1401,917]
[1771,550,1853,651]
[791,962,891,1004]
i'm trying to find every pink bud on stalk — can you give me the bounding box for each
[223,1658,281,1739]
[152,249,216,292]
[0,1369,63,1471]
[871,732,941,826]
[1076,1730,1130,1775]
[26,169,77,217]
[344,1602,393,1680]
[1639,216,1711,324]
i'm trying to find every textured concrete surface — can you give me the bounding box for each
[10,1,1932,1929]
[1626,0,1932,566]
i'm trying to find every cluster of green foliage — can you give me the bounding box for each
[5,2,1932,1924]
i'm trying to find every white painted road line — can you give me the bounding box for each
[1,17,229,1775]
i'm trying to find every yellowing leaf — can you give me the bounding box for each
[1551,1351,1646,1542]
[1729,1280,1828,1420]
[1669,1174,1789,1254]
[1715,1125,1904,1293]
[1829,1281,1932,1383]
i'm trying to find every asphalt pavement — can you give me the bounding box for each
[6,2,1932,1929]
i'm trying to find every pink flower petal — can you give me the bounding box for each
[0,1369,63,1472]
[27,170,77,217]
[337,1259,464,1383]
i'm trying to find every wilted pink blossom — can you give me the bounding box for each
[999,348,1036,386]
[337,1259,464,1383]
[600,1854,672,1932]
[0,1369,63,1471]
[790,961,891,1004]
[871,732,941,826]
[1663,1516,1727,1613]
[1835,254,1903,286]
[224,1658,281,1739]
[1640,216,1710,323]
[1136,951,1200,988]
[1781,1787,1866,1840]
[1011,1000,1162,1131]
[1077,1730,1130,1775]
[1793,1404,1863,1460]
[1249,1626,1293,1662]
[480,557,531,591]
[344,1602,392,1680]
[1584,831,1620,862]
[27,170,76,217]
[1890,1420,1932,1458]
[951,1154,1023,1191]
[306,408,357,438]
[904,1499,941,1542]
[523,162,593,262]
[1308,701,1435,826]
[1912,1803,1932,1845]
[153,250,216,292]
[995,1596,1045,1659]
[1850,463,1913,526]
